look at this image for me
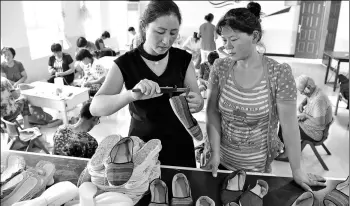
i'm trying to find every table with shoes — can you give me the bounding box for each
[1,144,348,206]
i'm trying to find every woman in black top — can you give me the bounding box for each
[90,0,203,167]
[47,43,75,85]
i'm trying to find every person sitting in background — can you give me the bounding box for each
[76,37,97,55]
[47,43,75,85]
[95,31,110,51]
[198,51,219,96]
[53,102,99,158]
[182,32,201,69]
[74,49,112,96]
[276,75,333,161]
[1,76,31,128]
[0,47,28,88]
[127,27,137,51]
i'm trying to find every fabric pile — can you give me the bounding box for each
[77,135,162,204]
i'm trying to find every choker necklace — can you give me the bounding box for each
[138,43,168,64]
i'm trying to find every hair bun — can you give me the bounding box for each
[247,2,261,19]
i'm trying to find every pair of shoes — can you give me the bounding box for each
[149,173,193,206]
[221,170,268,206]
[1,160,55,201]
[275,152,289,162]
[106,137,134,187]
[323,176,349,206]
[170,95,204,141]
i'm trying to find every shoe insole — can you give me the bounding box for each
[111,139,131,163]
[199,198,211,206]
[2,177,38,205]
[250,181,268,198]
[227,172,245,191]
[153,182,166,203]
[174,177,188,198]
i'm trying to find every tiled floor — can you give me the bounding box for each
[7,56,349,179]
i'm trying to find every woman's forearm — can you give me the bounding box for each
[16,76,26,84]
[206,109,222,154]
[90,89,134,116]
[283,123,302,173]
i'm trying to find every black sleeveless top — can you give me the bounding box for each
[114,46,192,123]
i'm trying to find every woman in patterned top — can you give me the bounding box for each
[203,2,326,191]
[53,102,99,158]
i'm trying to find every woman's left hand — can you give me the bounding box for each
[293,168,326,191]
[182,91,203,113]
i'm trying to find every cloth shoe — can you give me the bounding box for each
[323,176,349,206]
[171,173,193,206]
[169,95,203,141]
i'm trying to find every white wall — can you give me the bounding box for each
[140,1,300,55]
[334,0,349,52]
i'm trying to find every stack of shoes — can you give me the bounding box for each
[0,156,56,206]
[79,134,162,204]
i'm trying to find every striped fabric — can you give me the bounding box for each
[106,162,134,186]
[171,197,193,206]
[218,70,270,172]
[324,190,349,206]
[169,96,203,141]
[299,87,333,141]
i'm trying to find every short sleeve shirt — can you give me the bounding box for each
[1,60,25,83]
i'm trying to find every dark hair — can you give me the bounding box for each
[216,2,262,42]
[75,49,93,61]
[128,27,135,32]
[193,32,200,43]
[139,0,182,42]
[1,47,16,58]
[101,31,110,38]
[80,102,95,120]
[51,43,62,53]
[76,37,88,48]
[208,51,219,65]
[204,13,214,22]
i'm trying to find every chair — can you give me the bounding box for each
[335,93,348,116]
[301,118,334,171]
[1,117,49,154]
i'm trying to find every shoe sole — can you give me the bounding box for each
[1,155,26,185]
[169,96,203,141]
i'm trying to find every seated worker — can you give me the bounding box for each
[47,43,75,85]
[182,32,201,69]
[74,49,113,96]
[95,31,110,51]
[1,47,28,88]
[276,75,333,161]
[127,27,137,51]
[76,37,97,55]
[1,76,31,129]
[53,102,99,158]
[198,51,219,97]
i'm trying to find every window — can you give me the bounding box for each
[22,1,65,59]
[80,1,101,42]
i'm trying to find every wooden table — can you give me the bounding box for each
[1,150,345,206]
[323,51,349,91]
[20,81,89,125]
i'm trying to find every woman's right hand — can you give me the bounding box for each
[131,79,162,100]
[201,151,220,177]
